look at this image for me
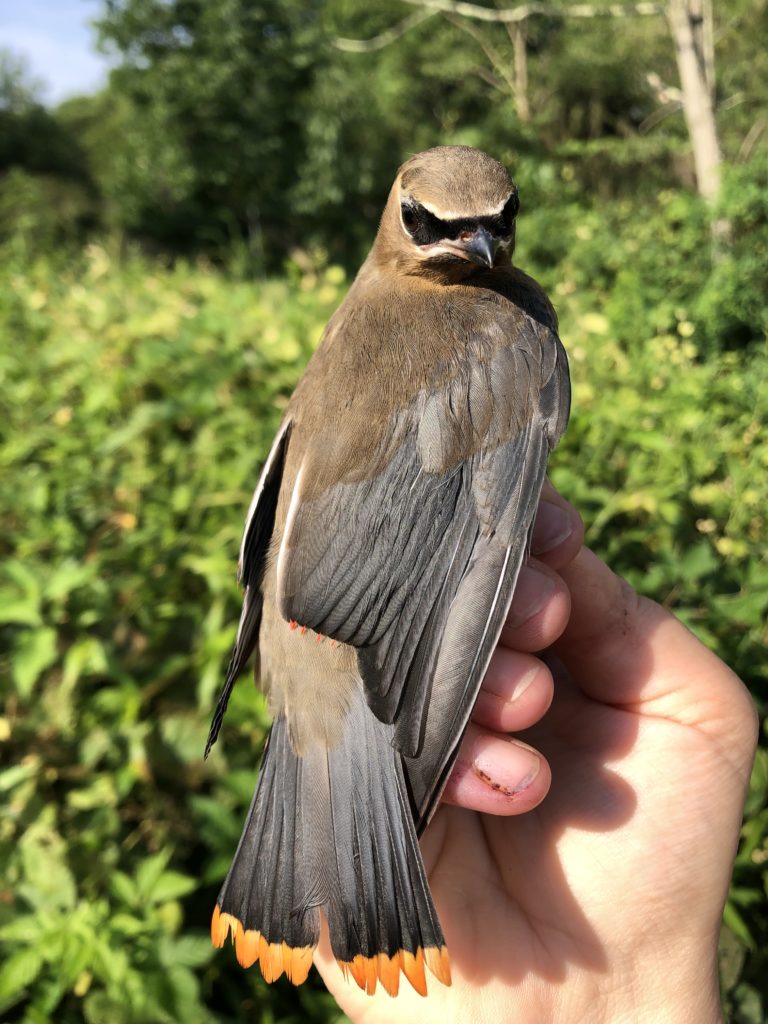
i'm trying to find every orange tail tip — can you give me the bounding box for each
[337,945,445,998]
[211,906,314,985]
[211,905,241,948]
[283,942,314,985]
[211,904,224,946]
[339,954,366,991]
[235,927,261,968]
[425,945,452,987]
[402,947,428,997]
[338,954,379,995]
[257,935,283,983]
[376,951,402,997]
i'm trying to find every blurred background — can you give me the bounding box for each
[0,1,766,1021]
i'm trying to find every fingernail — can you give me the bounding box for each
[507,565,555,628]
[531,501,572,555]
[509,664,538,701]
[472,740,540,796]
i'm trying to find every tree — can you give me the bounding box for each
[666,0,721,202]
[95,0,323,261]
[334,0,729,207]
[0,48,45,113]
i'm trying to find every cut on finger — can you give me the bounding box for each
[442,723,551,815]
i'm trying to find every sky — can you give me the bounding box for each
[1,0,110,105]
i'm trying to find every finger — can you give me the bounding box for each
[441,723,551,815]
[555,547,758,749]
[531,479,585,569]
[500,558,571,653]
[473,648,554,732]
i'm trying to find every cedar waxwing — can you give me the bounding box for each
[206,145,570,997]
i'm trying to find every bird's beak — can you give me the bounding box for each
[456,226,499,268]
[419,225,501,269]
[440,225,497,268]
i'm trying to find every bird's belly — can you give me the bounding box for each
[259,569,360,756]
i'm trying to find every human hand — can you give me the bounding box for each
[315,485,758,1023]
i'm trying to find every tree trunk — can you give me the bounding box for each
[666,0,722,203]
[512,24,531,124]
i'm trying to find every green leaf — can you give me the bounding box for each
[0,915,41,943]
[723,900,756,950]
[110,871,139,910]
[136,850,172,901]
[43,559,95,602]
[62,637,107,689]
[189,795,241,843]
[2,559,41,599]
[159,713,210,764]
[83,991,132,1024]
[0,946,44,1004]
[719,923,746,993]
[676,541,718,581]
[160,934,214,968]
[0,761,38,793]
[99,401,171,454]
[67,775,118,811]
[149,871,197,904]
[109,913,145,936]
[19,826,77,911]
[745,747,768,818]
[12,627,58,697]
[167,965,200,1014]
[0,599,43,626]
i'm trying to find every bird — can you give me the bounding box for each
[205,145,570,998]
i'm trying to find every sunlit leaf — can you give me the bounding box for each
[12,628,58,698]
[0,946,44,1004]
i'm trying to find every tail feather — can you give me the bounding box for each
[213,691,449,997]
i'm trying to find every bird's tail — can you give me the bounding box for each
[211,688,450,997]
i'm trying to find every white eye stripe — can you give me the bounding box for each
[415,196,512,220]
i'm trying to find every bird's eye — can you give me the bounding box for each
[401,204,420,232]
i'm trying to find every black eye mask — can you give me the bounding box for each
[401,191,519,247]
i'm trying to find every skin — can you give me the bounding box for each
[314,482,758,1023]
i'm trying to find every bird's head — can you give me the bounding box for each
[377,146,519,278]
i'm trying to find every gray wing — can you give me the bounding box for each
[279,322,568,827]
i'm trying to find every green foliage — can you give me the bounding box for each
[92,0,322,259]
[518,156,768,354]
[700,161,768,349]
[0,47,45,112]
[0,247,348,1023]
[0,169,97,253]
